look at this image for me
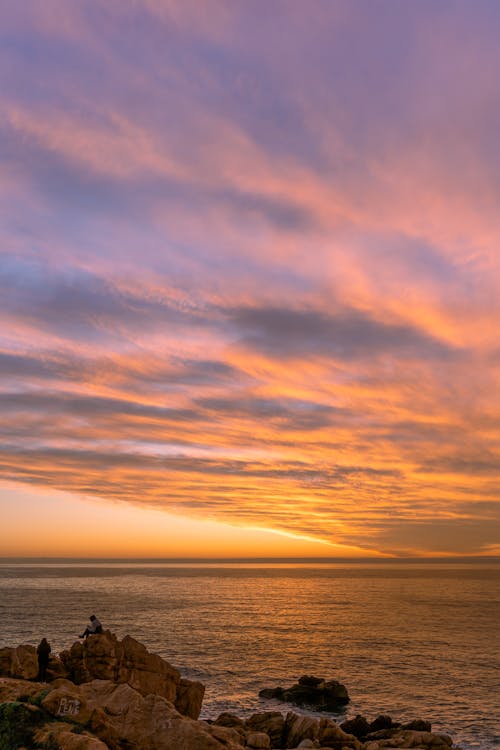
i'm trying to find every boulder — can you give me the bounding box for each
[283,712,320,749]
[79,678,243,750]
[318,717,361,749]
[340,715,371,739]
[214,712,247,741]
[42,683,94,725]
[119,634,179,702]
[339,715,433,744]
[259,676,349,710]
[0,643,38,680]
[174,676,205,719]
[60,631,188,712]
[246,711,285,748]
[209,723,246,746]
[372,729,453,749]
[368,715,396,733]
[246,731,271,749]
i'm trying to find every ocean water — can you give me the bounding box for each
[0,561,498,750]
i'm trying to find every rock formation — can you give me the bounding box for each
[0,676,240,750]
[209,710,453,750]
[340,714,433,741]
[0,630,204,720]
[0,635,459,750]
[259,675,349,710]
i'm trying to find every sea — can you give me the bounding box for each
[0,560,498,750]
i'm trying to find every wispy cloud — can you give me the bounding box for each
[1,0,499,555]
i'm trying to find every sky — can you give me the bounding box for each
[1,0,499,558]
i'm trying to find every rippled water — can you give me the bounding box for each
[0,562,498,750]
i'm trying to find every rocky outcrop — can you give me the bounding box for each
[0,631,204,720]
[259,674,349,710]
[1,676,242,750]
[0,674,459,750]
[60,632,181,703]
[210,709,455,750]
[0,637,459,750]
[212,710,365,749]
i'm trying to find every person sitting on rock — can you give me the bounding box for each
[36,637,51,682]
[79,614,103,638]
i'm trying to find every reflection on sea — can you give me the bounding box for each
[0,562,498,750]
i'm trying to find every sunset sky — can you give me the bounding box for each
[1,1,499,558]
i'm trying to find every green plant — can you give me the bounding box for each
[0,701,43,750]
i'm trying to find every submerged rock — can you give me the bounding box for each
[259,674,349,710]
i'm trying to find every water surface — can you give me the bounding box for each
[0,561,498,750]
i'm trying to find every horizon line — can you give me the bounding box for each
[1,555,499,564]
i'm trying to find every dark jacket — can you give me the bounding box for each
[37,639,51,662]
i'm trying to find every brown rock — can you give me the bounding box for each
[47,654,71,681]
[174,676,205,719]
[79,678,243,750]
[214,712,247,741]
[60,632,183,709]
[215,713,247,729]
[0,676,45,702]
[0,644,38,680]
[246,731,271,749]
[42,684,94,725]
[373,730,453,749]
[318,717,361,750]
[210,723,245,745]
[340,715,370,739]
[246,712,285,748]
[368,716,396,734]
[119,634,180,702]
[35,721,109,750]
[283,712,320,749]
[57,734,109,750]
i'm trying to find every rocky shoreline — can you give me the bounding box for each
[0,632,459,750]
